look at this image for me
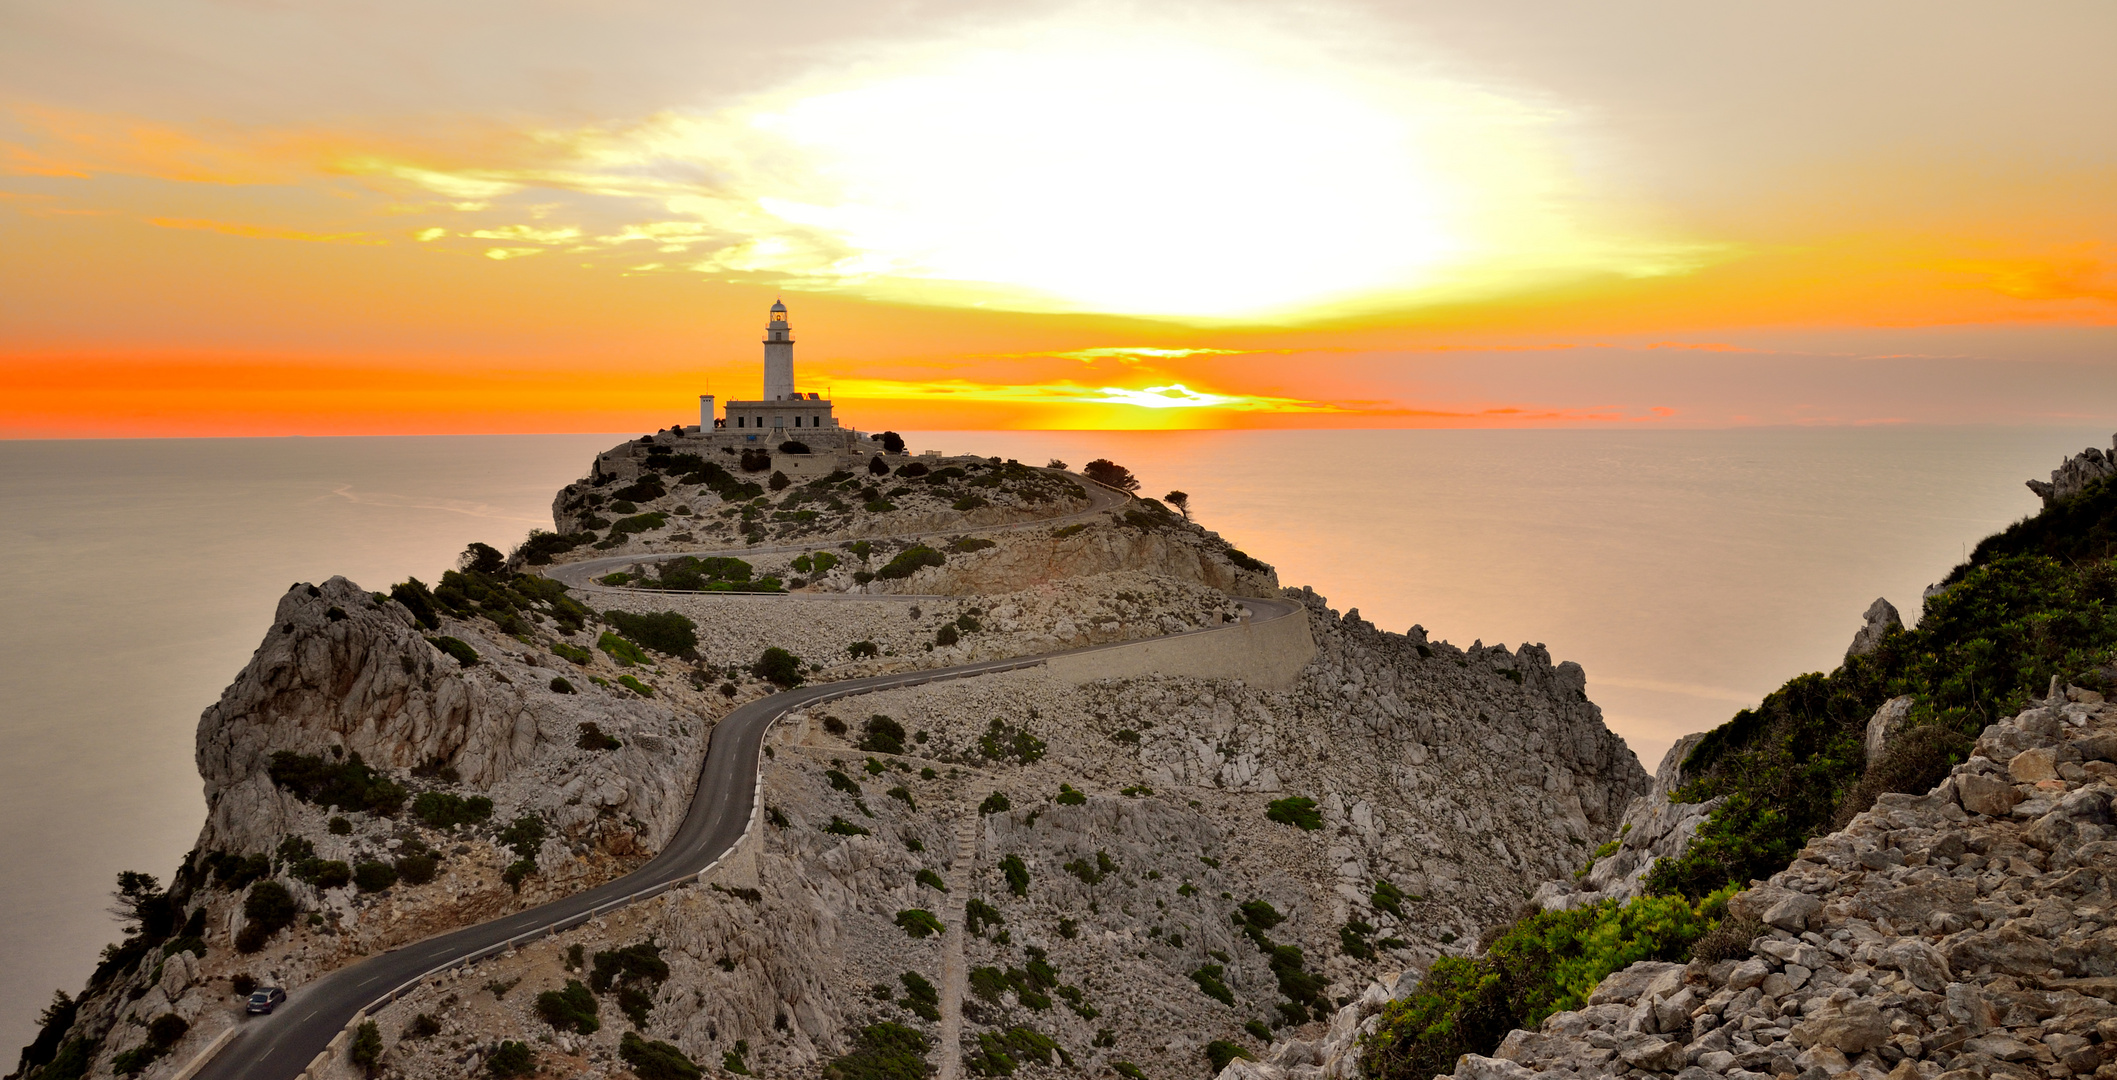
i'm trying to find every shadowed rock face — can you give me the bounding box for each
[194,576,536,856]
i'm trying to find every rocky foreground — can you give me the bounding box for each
[1231,689,2117,1080]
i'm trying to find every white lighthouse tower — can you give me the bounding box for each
[763,299,795,401]
[708,299,840,441]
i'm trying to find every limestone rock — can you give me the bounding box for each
[1846,598,1902,661]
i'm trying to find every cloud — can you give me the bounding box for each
[146,217,384,244]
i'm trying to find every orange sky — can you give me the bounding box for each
[4,1,2115,436]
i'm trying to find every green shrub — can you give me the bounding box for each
[999,854,1029,896]
[822,1022,929,1080]
[608,511,669,537]
[953,495,988,511]
[328,816,352,835]
[1205,1041,1256,1073]
[979,791,1011,815]
[616,674,654,697]
[410,791,493,829]
[936,624,959,647]
[535,979,600,1034]
[887,786,916,810]
[753,647,803,687]
[235,881,299,953]
[826,770,862,795]
[596,632,649,666]
[349,1020,382,1073]
[827,817,870,836]
[898,972,941,1020]
[291,858,351,889]
[1055,784,1086,805]
[1360,887,1731,1080]
[390,578,441,629]
[965,898,1004,936]
[352,861,398,892]
[425,636,479,666]
[967,1026,1070,1075]
[895,909,944,938]
[603,610,698,658]
[590,941,669,996]
[1061,851,1117,885]
[848,640,879,659]
[620,1032,701,1080]
[268,751,407,816]
[978,719,1045,763]
[860,715,907,754]
[1830,724,1974,830]
[499,815,546,859]
[876,546,946,579]
[486,1040,536,1078]
[1342,919,1377,960]
[551,641,593,665]
[1189,965,1234,1005]
[1265,797,1323,830]
[1112,1063,1146,1080]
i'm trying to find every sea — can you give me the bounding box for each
[0,426,2096,1056]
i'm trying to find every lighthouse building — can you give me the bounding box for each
[679,300,881,478]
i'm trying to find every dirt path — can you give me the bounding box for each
[936,813,979,1080]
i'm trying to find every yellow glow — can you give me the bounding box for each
[827,376,1334,414]
[309,10,1712,322]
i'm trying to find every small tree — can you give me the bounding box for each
[876,431,906,454]
[459,542,507,577]
[1084,459,1140,492]
[349,1020,383,1074]
[754,647,803,688]
[768,470,791,492]
[1165,491,1191,520]
[868,455,890,476]
[1046,458,1067,470]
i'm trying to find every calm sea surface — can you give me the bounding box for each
[0,427,2096,1054]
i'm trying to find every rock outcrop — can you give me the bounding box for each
[1847,599,1902,662]
[2026,436,2117,507]
[1531,731,1722,913]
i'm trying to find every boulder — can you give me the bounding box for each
[1881,939,1950,992]
[2008,747,2060,783]
[1791,1000,1890,1054]
[1621,1038,1689,1072]
[1956,772,2023,817]
[1451,1054,1537,1080]
[1589,961,1686,1006]
[1864,696,1915,766]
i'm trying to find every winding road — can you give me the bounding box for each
[192,475,1293,1080]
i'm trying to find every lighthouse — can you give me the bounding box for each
[763,299,795,401]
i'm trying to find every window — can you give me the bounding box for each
[794,416,802,428]
[736,416,745,428]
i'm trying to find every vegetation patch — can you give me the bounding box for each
[268,751,407,816]
[821,1022,930,1080]
[596,632,650,666]
[603,610,699,658]
[410,791,493,829]
[1361,888,1732,1080]
[894,908,944,938]
[979,718,1046,764]
[876,546,947,579]
[535,979,601,1034]
[620,1032,701,1080]
[1265,796,1323,830]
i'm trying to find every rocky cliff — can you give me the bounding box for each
[356,591,1645,1080]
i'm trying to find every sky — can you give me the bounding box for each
[3,0,2114,435]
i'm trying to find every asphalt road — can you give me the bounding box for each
[194,592,1298,1079]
